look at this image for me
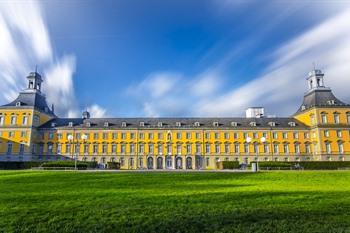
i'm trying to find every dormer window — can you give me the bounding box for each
[176,122,181,127]
[51,122,56,127]
[194,122,200,127]
[213,122,219,127]
[250,122,256,127]
[327,100,336,105]
[86,122,91,127]
[68,122,73,127]
[121,122,127,127]
[231,122,238,127]
[158,122,163,127]
[301,105,306,111]
[269,122,276,127]
[16,102,21,107]
[288,122,296,127]
[104,122,109,127]
[139,122,145,127]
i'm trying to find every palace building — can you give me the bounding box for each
[0,69,350,169]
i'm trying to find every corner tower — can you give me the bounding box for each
[294,69,350,161]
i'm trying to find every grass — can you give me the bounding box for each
[0,171,350,233]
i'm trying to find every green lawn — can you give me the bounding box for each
[0,171,350,233]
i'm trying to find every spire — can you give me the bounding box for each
[26,70,43,92]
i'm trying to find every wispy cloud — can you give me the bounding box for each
[0,1,106,118]
[128,6,350,117]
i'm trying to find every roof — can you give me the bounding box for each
[39,117,309,130]
[296,89,350,113]
[0,90,55,116]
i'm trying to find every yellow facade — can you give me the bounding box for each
[0,70,350,169]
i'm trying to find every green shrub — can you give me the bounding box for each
[0,162,44,170]
[107,162,121,170]
[255,162,293,168]
[40,161,88,169]
[220,161,240,169]
[299,161,350,170]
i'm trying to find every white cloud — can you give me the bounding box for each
[0,1,107,118]
[87,104,107,118]
[129,7,350,117]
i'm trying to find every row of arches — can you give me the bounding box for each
[146,155,204,169]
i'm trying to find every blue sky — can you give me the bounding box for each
[0,0,350,118]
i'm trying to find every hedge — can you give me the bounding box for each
[107,162,121,170]
[0,162,44,170]
[40,161,98,169]
[251,161,350,170]
[217,161,240,170]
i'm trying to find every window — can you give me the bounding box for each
[139,122,145,127]
[288,122,296,127]
[103,133,108,140]
[68,122,73,127]
[149,144,154,154]
[283,144,289,154]
[19,144,25,155]
[273,144,279,154]
[121,122,127,127]
[305,144,311,154]
[93,144,99,154]
[196,144,201,153]
[273,132,278,139]
[104,122,109,127]
[243,133,248,139]
[225,144,230,153]
[130,144,135,154]
[310,114,315,125]
[196,133,201,139]
[282,132,288,139]
[186,144,191,154]
[177,144,181,154]
[294,144,300,154]
[215,133,220,139]
[347,113,350,124]
[253,143,259,154]
[304,132,310,139]
[102,144,108,154]
[9,131,14,138]
[158,144,163,154]
[244,143,249,153]
[186,132,191,139]
[234,144,240,154]
[130,133,135,139]
[121,133,126,140]
[336,130,342,138]
[205,144,210,154]
[269,122,276,127]
[338,142,344,154]
[321,113,328,124]
[324,130,330,137]
[176,122,181,127]
[139,144,144,154]
[0,115,3,125]
[21,131,27,138]
[231,122,238,127]
[234,133,239,139]
[120,157,125,166]
[176,133,182,139]
[325,142,331,154]
[86,122,91,127]
[253,133,258,139]
[22,116,28,125]
[157,122,163,127]
[205,132,210,139]
[213,122,219,127]
[112,133,117,140]
[57,144,62,154]
[121,144,126,154]
[48,144,53,154]
[11,116,17,125]
[215,144,220,153]
[334,113,340,124]
[93,133,99,140]
[48,132,54,140]
[293,132,299,139]
[167,143,171,154]
[139,133,144,140]
[250,122,256,127]
[194,122,200,127]
[84,144,89,154]
[263,144,269,153]
[7,142,13,154]
[148,133,154,140]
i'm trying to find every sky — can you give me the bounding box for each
[0,0,350,118]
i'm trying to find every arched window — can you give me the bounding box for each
[346,112,350,124]
[333,112,340,124]
[321,112,328,124]
[338,142,344,154]
[325,142,331,154]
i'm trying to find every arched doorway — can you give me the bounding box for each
[166,155,172,169]
[195,155,203,170]
[175,157,182,169]
[186,157,192,169]
[147,157,154,169]
[157,157,163,169]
